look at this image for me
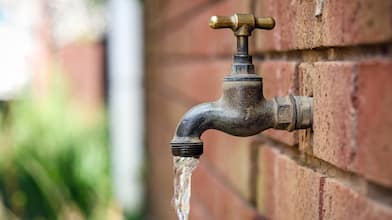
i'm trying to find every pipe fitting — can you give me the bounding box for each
[272,95,313,131]
[294,96,313,129]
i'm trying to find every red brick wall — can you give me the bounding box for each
[145,0,392,219]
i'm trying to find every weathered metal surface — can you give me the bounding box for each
[209,13,275,36]
[171,14,313,157]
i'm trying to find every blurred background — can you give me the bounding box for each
[3,0,391,220]
[0,0,144,219]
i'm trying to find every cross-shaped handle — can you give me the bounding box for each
[209,13,275,36]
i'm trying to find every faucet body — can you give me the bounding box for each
[171,72,312,157]
[171,14,313,157]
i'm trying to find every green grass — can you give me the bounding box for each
[0,88,113,219]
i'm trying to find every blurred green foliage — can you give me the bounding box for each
[0,88,112,219]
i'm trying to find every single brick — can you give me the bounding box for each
[254,0,392,51]
[257,144,323,220]
[192,163,264,220]
[352,59,392,187]
[258,61,299,146]
[322,178,392,220]
[342,0,392,45]
[254,0,337,51]
[299,62,356,169]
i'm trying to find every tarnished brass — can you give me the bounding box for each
[210,13,276,75]
[209,13,275,36]
[171,14,313,158]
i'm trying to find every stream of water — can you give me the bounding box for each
[172,156,199,220]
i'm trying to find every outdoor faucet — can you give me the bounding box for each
[171,14,313,158]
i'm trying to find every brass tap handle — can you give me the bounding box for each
[209,13,275,36]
